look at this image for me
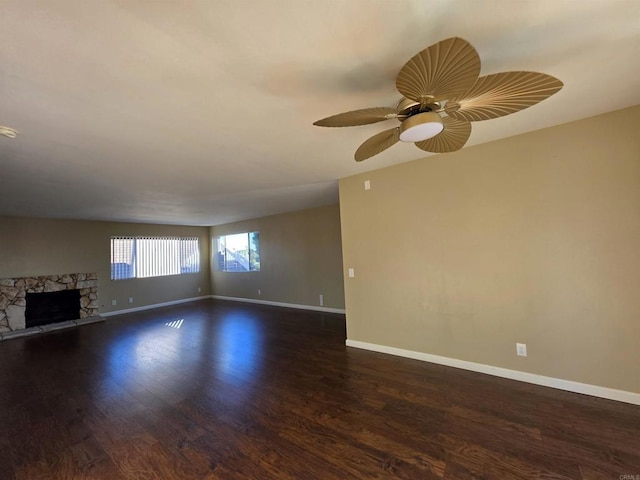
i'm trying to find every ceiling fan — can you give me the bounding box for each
[313,37,563,162]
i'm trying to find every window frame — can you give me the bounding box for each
[110,236,200,281]
[213,231,260,273]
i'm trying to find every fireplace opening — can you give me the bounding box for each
[25,290,81,328]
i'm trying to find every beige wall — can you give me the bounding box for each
[0,216,210,314]
[210,204,345,309]
[339,105,640,394]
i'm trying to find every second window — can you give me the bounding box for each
[214,231,260,272]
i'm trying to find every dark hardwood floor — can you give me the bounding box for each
[0,299,638,479]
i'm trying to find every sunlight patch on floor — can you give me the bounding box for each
[165,319,184,329]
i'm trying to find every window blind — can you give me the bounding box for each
[110,236,200,280]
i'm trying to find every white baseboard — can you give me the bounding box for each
[101,296,209,317]
[346,339,640,406]
[211,295,346,314]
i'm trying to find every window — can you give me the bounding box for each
[111,236,200,280]
[214,231,260,272]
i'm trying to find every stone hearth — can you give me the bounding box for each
[0,273,98,333]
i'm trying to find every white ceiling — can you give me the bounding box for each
[1,0,639,226]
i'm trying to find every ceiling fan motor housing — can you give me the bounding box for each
[396,97,441,118]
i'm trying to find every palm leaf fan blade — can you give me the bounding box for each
[396,37,481,103]
[313,107,398,127]
[445,71,563,122]
[414,116,471,153]
[355,127,400,162]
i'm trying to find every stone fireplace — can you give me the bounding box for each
[0,273,99,334]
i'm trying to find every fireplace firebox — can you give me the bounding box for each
[25,290,81,328]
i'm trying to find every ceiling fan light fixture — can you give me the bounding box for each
[398,112,444,142]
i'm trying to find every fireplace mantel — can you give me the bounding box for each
[0,273,99,333]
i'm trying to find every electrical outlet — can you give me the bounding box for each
[516,343,527,357]
[258,289,261,295]
[319,294,324,306]
[197,287,201,293]
[348,268,355,278]
[128,297,134,304]
[111,299,117,306]
[364,180,371,190]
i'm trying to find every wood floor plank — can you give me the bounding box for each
[0,299,639,479]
